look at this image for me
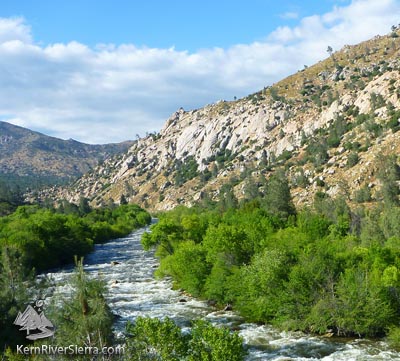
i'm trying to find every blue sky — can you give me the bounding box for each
[1,1,351,51]
[0,0,398,143]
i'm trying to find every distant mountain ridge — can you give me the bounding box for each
[0,121,133,188]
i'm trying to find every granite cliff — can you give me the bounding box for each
[38,30,400,210]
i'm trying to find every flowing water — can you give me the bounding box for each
[45,226,400,360]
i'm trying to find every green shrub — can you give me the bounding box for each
[354,186,372,203]
[125,317,246,361]
[347,152,359,167]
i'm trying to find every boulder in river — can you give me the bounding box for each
[223,304,233,311]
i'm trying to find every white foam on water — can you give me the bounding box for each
[41,226,400,360]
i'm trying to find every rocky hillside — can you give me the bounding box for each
[0,121,133,188]
[41,29,400,210]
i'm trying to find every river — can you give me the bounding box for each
[45,226,400,360]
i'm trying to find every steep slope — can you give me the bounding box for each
[43,30,400,210]
[0,121,133,188]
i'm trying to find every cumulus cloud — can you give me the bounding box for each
[0,17,32,44]
[0,0,399,144]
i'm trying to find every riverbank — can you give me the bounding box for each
[46,227,400,360]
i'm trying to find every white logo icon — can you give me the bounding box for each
[14,300,55,340]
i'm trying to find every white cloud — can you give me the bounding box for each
[0,0,399,144]
[280,12,299,20]
[0,17,32,44]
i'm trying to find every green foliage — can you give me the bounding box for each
[327,116,347,148]
[0,179,23,216]
[0,203,149,356]
[174,156,199,186]
[215,148,235,166]
[218,182,238,211]
[78,196,91,214]
[388,326,400,349]
[0,203,150,271]
[143,188,400,339]
[203,223,251,265]
[189,319,246,361]
[50,258,114,348]
[269,87,283,102]
[370,92,386,110]
[157,241,209,296]
[263,169,296,222]
[0,245,38,350]
[376,155,400,207]
[386,106,400,132]
[306,138,329,166]
[204,257,235,303]
[354,185,372,203]
[126,317,187,360]
[0,173,71,195]
[347,151,359,168]
[364,117,383,138]
[293,168,309,188]
[233,249,289,322]
[125,317,246,361]
[276,150,292,162]
[334,266,393,336]
[142,218,184,256]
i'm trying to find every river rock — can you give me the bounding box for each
[223,304,233,311]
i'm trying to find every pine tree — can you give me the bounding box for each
[377,154,400,207]
[263,168,296,221]
[78,196,91,215]
[51,258,114,348]
[0,246,34,349]
[119,194,128,205]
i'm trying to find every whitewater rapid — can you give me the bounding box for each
[45,226,400,360]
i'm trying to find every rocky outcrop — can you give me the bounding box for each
[38,31,400,211]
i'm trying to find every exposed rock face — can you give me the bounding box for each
[40,31,400,210]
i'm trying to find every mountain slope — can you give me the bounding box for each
[0,121,133,188]
[43,30,400,210]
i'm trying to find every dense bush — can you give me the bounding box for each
[0,203,151,271]
[126,317,246,361]
[142,191,400,338]
[0,203,150,354]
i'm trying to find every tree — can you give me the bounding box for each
[376,154,400,207]
[0,246,32,349]
[157,241,209,296]
[119,194,128,205]
[78,196,91,215]
[51,258,114,347]
[327,46,333,57]
[263,169,296,221]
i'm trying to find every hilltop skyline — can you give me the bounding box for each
[0,0,399,143]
